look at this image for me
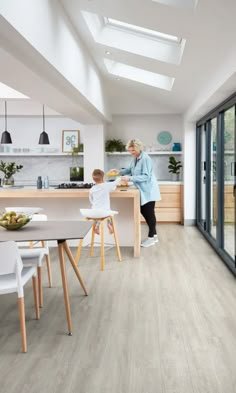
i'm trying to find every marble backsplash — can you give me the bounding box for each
[0,155,83,186]
[0,153,184,186]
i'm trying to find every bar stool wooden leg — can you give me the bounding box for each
[75,239,83,265]
[90,223,96,257]
[100,220,105,271]
[111,216,122,261]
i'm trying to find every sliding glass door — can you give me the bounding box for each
[196,94,236,274]
[210,118,217,241]
[223,106,235,259]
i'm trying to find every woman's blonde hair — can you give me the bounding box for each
[126,139,143,153]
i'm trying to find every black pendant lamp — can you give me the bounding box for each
[38,104,50,144]
[1,101,12,144]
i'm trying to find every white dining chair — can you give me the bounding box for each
[19,214,52,308]
[0,241,40,353]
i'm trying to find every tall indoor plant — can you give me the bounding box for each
[0,161,23,187]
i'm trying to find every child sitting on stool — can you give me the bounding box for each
[89,169,120,235]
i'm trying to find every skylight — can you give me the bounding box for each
[104,17,181,43]
[81,11,186,65]
[104,59,174,91]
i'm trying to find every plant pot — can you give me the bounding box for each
[2,175,14,187]
[171,173,180,182]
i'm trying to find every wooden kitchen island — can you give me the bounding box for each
[0,187,141,257]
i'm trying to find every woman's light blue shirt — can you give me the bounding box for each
[120,151,161,206]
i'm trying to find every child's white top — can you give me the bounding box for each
[89,178,120,210]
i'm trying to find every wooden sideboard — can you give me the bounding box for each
[141,184,183,224]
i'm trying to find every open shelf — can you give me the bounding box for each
[0,153,84,157]
[106,151,182,155]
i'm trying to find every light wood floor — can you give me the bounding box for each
[1,224,236,393]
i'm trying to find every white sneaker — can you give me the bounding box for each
[141,237,155,247]
[154,234,159,243]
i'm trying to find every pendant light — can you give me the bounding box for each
[38,104,50,144]
[1,101,12,144]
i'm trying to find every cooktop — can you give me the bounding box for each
[55,182,94,189]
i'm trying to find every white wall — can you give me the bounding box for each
[107,114,184,148]
[183,121,196,224]
[83,125,105,182]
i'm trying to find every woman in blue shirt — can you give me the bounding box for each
[111,139,161,247]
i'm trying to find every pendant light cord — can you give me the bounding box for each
[43,104,45,132]
[5,101,7,131]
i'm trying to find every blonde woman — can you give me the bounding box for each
[110,139,161,247]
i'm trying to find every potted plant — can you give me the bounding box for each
[72,143,84,155]
[105,138,126,152]
[0,161,23,187]
[168,156,182,181]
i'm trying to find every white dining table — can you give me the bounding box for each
[0,220,93,335]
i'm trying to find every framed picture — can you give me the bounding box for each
[62,130,80,153]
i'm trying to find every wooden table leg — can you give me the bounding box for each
[57,241,72,335]
[63,241,88,296]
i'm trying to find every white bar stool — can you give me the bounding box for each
[78,209,122,271]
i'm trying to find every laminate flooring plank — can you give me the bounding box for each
[1,225,236,393]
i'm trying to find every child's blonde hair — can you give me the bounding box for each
[92,169,104,182]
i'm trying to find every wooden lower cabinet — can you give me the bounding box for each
[224,185,234,223]
[140,184,183,223]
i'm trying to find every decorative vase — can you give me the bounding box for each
[2,175,14,187]
[172,142,181,151]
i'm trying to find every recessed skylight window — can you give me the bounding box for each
[82,11,186,65]
[104,17,181,43]
[104,59,174,91]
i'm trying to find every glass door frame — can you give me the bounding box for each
[196,92,236,274]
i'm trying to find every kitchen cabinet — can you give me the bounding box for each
[224,185,234,223]
[213,184,234,223]
[140,184,183,223]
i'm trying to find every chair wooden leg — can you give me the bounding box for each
[32,276,40,320]
[111,216,122,261]
[75,239,83,265]
[18,297,27,353]
[41,240,52,288]
[89,224,96,257]
[57,242,72,335]
[37,266,43,308]
[100,221,105,271]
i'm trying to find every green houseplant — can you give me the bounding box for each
[105,139,125,152]
[168,156,182,181]
[0,161,23,187]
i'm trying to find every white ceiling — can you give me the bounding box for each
[0,0,235,120]
[60,0,236,115]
